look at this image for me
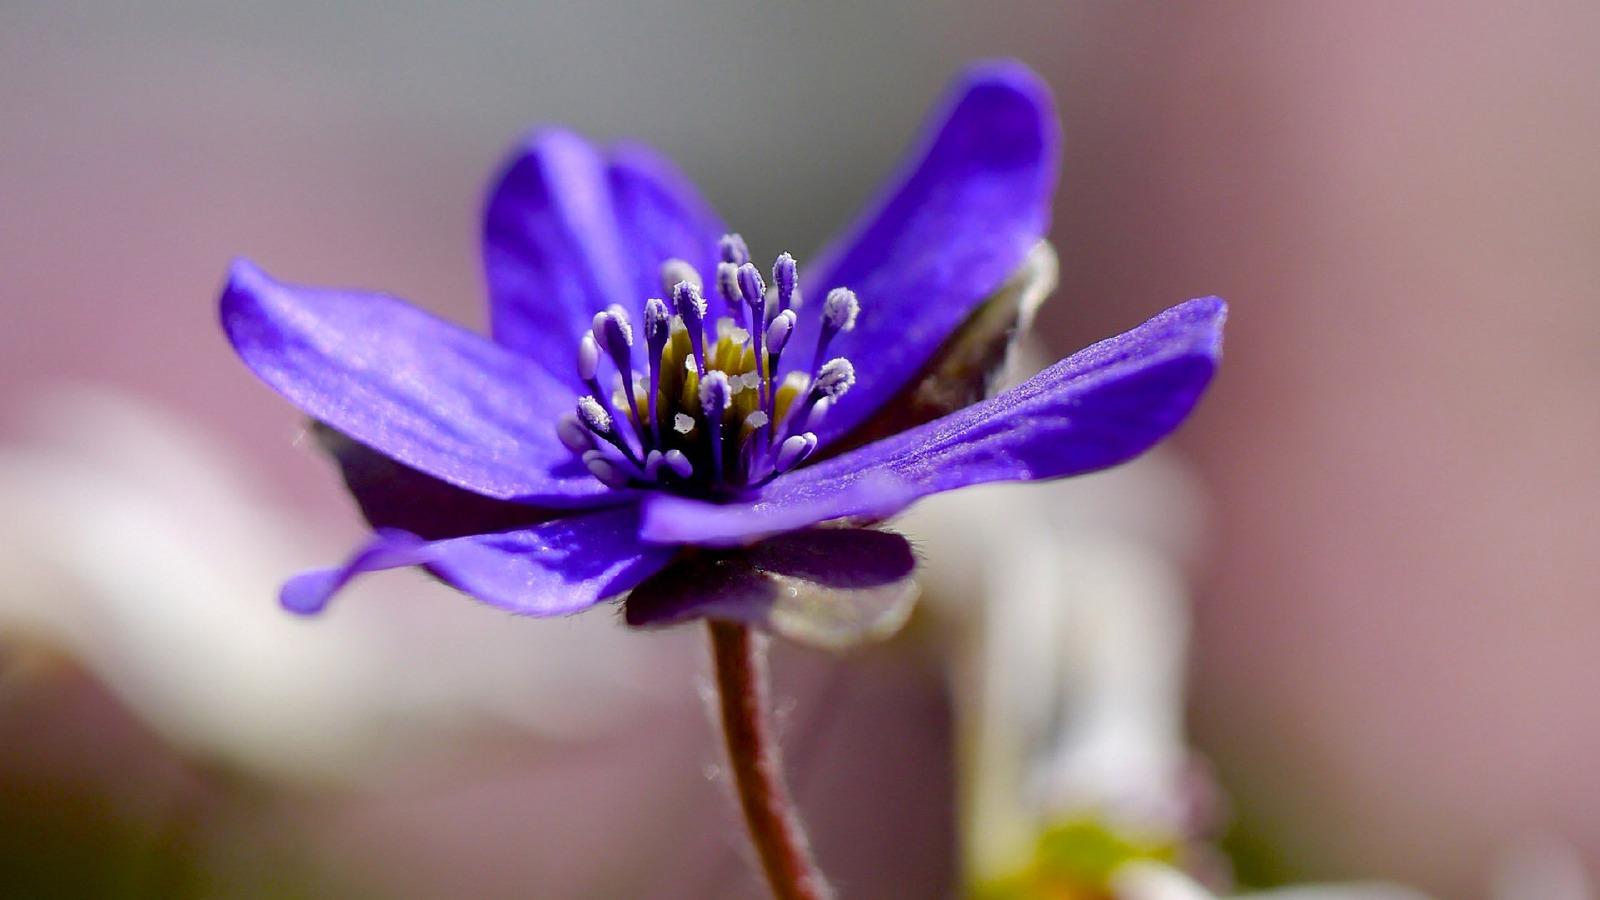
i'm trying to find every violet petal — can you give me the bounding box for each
[312,423,601,540]
[282,505,672,617]
[640,297,1226,546]
[788,60,1061,447]
[220,259,611,505]
[608,141,728,317]
[482,129,724,381]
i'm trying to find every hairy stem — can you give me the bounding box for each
[708,620,831,900]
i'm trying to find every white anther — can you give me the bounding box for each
[805,396,831,430]
[644,297,671,342]
[699,370,732,416]
[781,371,811,396]
[737,263,766,312]
[745,410,769,430]
[739,371,762,392]
[585,447,642,477]
[557,412,594,453]
[577,396,612,434]
[582,452,629,488]
[663,449,694,479]
[674,280,707,321]
[719,233,750,266]
[716,261,741,305]
[774,432,818,473]
[772,252,798,310]
[592,307,634,352]
[823,288,860,332]
[578,333,600,381]
[673,413,696,435]
[813,357,856,399]
[660,259,701,295]
[765,309,796,355]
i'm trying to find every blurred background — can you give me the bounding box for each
[2,2,1597,898]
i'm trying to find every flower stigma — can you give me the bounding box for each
[563,234,859,496]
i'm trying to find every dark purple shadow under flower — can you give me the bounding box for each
[218,60,1227,632]
[623,528,918,632]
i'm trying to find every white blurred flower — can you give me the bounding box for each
[0,386,688,784]
[903,451,1208,884]
[1113,862,1430,900]
[1492,836,1595,900]
[902,443,1455,899]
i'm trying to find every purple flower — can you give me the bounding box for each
[218,61,1226,635]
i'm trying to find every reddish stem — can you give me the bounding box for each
[707,620,831,900]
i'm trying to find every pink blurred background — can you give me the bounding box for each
[2,3,1596,897]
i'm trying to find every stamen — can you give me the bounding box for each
[662,448,694,480]
[774,432,818,473]
[577,333,600,382]
[732,261,771,413]
[822,287,860,332]
[765,309,796,356]
[716,262,744,327]
[811,287,860,377]
[700,370,732,483]
[773,253,798,313]
[592,308,646,447]
[660,259,702,295]
[576,395,612,435]
[643,297,670,445]
[559,240,858,492]
[592,307,634,358]
[737,263,768,327]
[672,280,709,374]
[813,357,856,400]
[762,308,798,439]
[582,449,632,489]
[556,412,593,454]
[782,357,853,442]
[577,395,642,466]
[805,396,832,431]
[719,233,750,266]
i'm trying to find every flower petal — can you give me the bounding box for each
[311,424,568,540]
[608,141,728,314]
[820,241,1059,458]
[482,129,724,378]
[623,527,919,648]
[220,259,611,505]
[282,506,673,617]
[641,298,1226,546]
[790,60,1062,446]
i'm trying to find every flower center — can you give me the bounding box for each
[556,233,860,496]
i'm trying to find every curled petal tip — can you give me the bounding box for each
[951,58,1054,104]
[279,571,335,615]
